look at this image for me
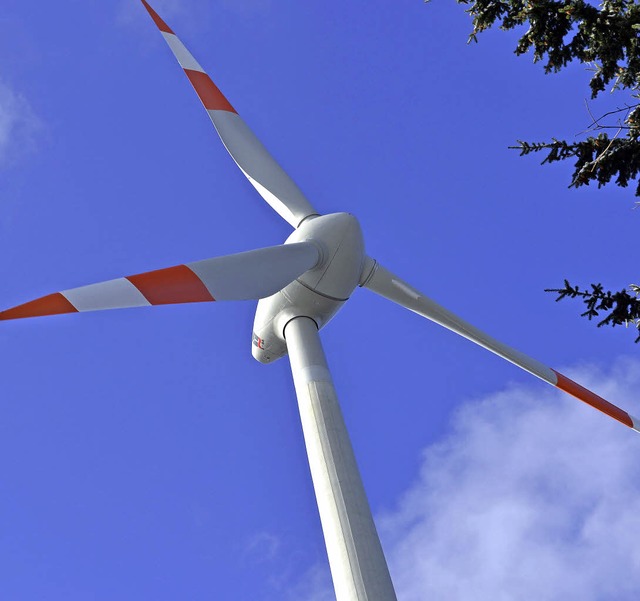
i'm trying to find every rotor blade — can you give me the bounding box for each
[0,242,320,321]
[362,261,640,432]
[140,0,319,228]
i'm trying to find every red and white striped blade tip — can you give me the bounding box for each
[551,369,640,433]
[362,263,640,434]
[0,243,320,321]
[0,264,216,321]
[139,0,318,228]
[140,0,236,113]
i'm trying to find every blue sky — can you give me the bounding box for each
[1,1,638,599]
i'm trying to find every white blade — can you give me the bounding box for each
[141,0,319,228]
[0,242,320,321]
[362,261,640,432]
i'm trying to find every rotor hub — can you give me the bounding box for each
[252,212,366,363]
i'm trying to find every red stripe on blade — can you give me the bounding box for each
[127,265,215,305]
[184,69,236,112]
[553,370,633,428]
[0,293,78,321]
[141,0,174,34]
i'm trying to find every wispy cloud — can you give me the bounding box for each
[295,357,640,600]
[243,531,281,564]
[219,0,272,18]
[118,0,186,27]
[117,0,210,35]
[284,562,334,601]
[119,0,272,34]
[381,357,640,601]
[0,78,41,168]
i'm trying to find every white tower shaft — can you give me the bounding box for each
[285,316,397,601]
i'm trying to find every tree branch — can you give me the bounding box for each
[545,280,640,342]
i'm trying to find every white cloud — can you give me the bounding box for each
[219,0,272,18]
[118,0,185,27]
[118,0,272,31]
[284,563,334,601]
[295,357,640,600]
[0,78,41,168]
[380,357,640,601]
[117,0,210,35]
[243,531,281,564]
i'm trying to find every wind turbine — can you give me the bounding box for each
[2,2,638,599]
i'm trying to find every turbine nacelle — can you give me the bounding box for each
[252,212,366,364]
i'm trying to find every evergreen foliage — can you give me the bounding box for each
[447,0,640,341]
[546,281,640,341]
[457,0,640,194]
